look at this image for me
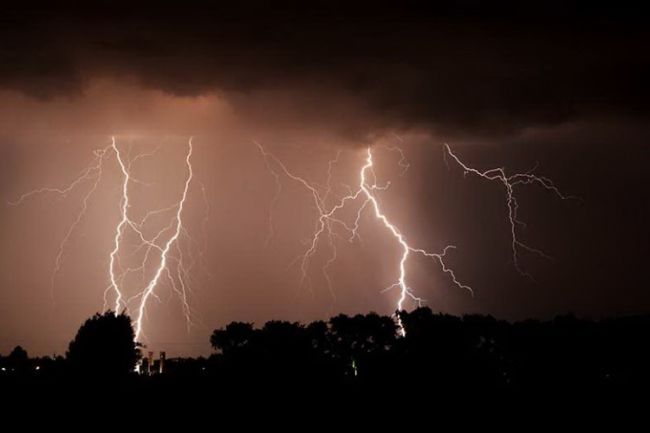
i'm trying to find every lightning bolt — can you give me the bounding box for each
[358,148,472,314]
[108,137,131,313]
[257,141,569,336]
[443,143,573,279]
[131,139,194,341]
[256,142,471,335]
[9,145,113,303]
[11,137,204,346]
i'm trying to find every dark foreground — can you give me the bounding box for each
[2,308,650,417]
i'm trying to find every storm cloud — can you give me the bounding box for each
[2,1,649,138]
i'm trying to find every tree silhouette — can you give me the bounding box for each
[210,321,256,355]
[66,311,140,376]
[5,305,650,399]
[329,312,398,378]
[7,345,29,373]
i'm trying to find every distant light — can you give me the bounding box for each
[1,367,5,372]
[35,366,40,371]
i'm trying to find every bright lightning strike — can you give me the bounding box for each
[256,142,471,335]
[11,137,205,346]
[108,137,131,314]
[359,148,472,313]
[131,139,194,341]
[257,141,569,335]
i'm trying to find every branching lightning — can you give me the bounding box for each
[11,137,204,345]
[257,141,569,335]
[256,142,471,334]
[443,143,574,280]
[131,140,194,341]
[11,133,569,344]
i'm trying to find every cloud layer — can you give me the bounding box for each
[2,2,649,138]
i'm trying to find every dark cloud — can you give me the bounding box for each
[1,1,649,137]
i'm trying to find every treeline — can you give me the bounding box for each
[200,308,650,395]
[3,308,650,396]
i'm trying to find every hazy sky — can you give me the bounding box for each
[0,2,648,356]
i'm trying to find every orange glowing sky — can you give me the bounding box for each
[1,3,648,356]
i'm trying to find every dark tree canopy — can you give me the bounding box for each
[210,321,255,355]
[8,346,28,364]
[6,345,29,372]
[6,306,650,406]
[66,311,139,376]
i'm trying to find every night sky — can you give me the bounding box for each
[0,1,648,356]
